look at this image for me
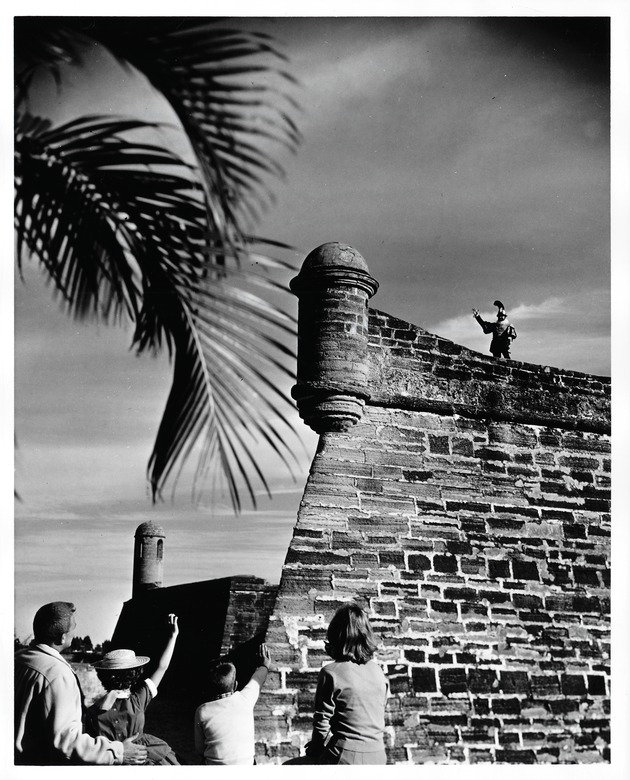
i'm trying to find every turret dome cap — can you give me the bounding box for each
[134,521,165,537]
[302,242,370,273]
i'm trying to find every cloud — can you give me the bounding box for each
[14,492,303,642]
[429,296,567,340]
[262,16,609,355]
[426,292,609,375]
[300,25,431,118]
[12,14,613,646]
[509,298,568,320]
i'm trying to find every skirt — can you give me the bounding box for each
[319,744,387,765]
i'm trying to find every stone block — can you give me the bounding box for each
[404,649,426,663]
[460,556,486,575]
[511,560,540,581]
[468,748,495,763]
[491,697,521,715]
[428,434,450,454]
[433,554,459,573]
[512,593,543,610]
[378,550,406,568]
[495,749,537,763]
[530,674,561,695]
[460,602,489,619]
[351,552,379,568]
[430,600,458,615]
[280,568,332,593]
[587,675,607,695]
[284,549,352,569]
[467,669,499,693]
[475,447,512,462]
[347,514,409,533]
[488,560,510,579]
[407,553,432,571]
[438,667,467,694]
[372,599,397,616]
[560,674,587,695]
[478,589,511,604]
[573,566,601,587]
[499,671,530,693]
[411,666,438,692]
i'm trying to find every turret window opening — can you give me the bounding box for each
[157,539,164,560]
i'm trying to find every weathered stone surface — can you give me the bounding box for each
[257,251,610,765]
[290,243,379,432]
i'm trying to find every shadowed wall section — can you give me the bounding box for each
[112,576,277,699]
[255,243,611,765]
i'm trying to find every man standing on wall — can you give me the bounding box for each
[472,300,517,359]
[15,601,148,765]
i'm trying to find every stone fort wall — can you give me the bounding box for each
[254,244,611,765]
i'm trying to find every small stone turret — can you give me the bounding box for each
[132,521,165,597]
[290,242,379,432]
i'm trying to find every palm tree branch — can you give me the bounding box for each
[14,18,304,512]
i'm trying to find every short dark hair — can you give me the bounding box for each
[208,662,237,698]
[326,604,378,664]
[33,602,76,645]
[96,667,143,692]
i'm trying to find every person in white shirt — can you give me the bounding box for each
[194,643,270,765]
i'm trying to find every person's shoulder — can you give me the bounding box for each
[15,644,46,661]
[194,700,220,724]
[368,659,387,676]
[196,698,224,715]
[140,677,158,698]
[367,660,389,688]
[14,647,43,675]
[16,645,67,679]
[14,646,33,663]
[128,679,153,708]
[316,661,342,685]
[323,660,357,680]
[194,701,211,719]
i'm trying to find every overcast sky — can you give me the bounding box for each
[10,9,623,643]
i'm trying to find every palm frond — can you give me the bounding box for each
[15,17,302,237]
[15,113,301,510]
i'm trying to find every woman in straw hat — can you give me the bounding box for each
[86,614,180,764]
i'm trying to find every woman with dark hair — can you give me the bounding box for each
[85,614,180,765]
[306,604,389,765]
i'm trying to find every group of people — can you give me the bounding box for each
[15,601,389,766]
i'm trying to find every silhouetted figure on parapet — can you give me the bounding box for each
[472,299,517,359]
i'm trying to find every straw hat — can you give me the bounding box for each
[93,648,150,670]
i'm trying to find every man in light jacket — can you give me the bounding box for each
[15,601,148,765]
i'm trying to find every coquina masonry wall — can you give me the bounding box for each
[255,244,611,765]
